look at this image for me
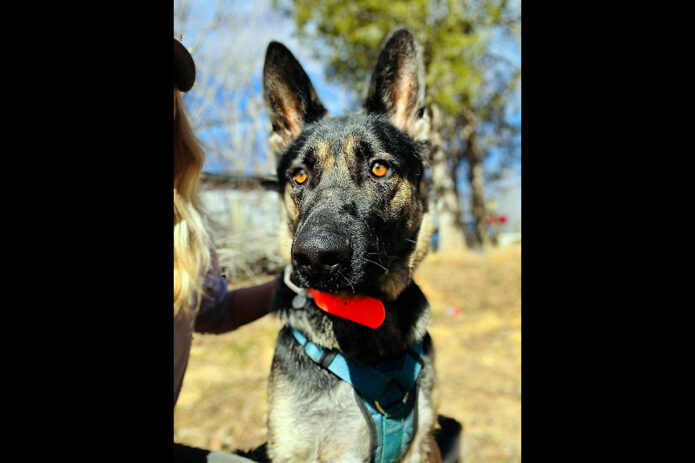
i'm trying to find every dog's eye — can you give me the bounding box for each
[293,168,308,185]
[370,161,389,178]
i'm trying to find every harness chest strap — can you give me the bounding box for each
[291,328,425,463]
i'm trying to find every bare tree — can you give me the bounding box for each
[428,104,467,250]
[174,0,291,176]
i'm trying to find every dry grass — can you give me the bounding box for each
[174,244,521,462]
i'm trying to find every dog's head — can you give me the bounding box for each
[263,29,432,301]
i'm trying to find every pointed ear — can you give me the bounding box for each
[263,42,327,154]
[364,29,429,140]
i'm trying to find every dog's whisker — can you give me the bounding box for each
[359,217,374,237]
[337,270,356,292]
[364,258,388,272]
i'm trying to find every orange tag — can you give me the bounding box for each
[308,289,386,329]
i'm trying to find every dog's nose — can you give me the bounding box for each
[292,229,351,275]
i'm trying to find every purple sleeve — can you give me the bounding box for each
[193,249,235,334]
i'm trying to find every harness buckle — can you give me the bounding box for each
[374,391,409,416]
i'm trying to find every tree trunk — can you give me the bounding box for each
[428,105,467,251]
[466,129,489,249]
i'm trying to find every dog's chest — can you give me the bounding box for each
[268,348,372,462]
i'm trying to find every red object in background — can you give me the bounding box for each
[486,214,508,225]
[446,306,462,317]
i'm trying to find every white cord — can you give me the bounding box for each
[283,265,306,295]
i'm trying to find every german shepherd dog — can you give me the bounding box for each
[262,29,439,463]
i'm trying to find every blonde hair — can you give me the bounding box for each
[174,90,211,316]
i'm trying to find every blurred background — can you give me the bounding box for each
[174,0,521,461]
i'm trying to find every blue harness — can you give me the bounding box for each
[291,328,424,463]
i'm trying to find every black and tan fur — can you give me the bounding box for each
[263,29,439,463]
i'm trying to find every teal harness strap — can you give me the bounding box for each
[291,328,424,463]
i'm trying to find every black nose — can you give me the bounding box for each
[292,229,351,275]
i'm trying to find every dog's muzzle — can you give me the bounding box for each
[292,228,352,278]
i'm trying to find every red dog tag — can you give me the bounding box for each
[308,289,385,329]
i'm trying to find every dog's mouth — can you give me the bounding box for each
[291,257,378,295]
[291,263,391,297]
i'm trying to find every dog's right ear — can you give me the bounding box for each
[263,42,327,154]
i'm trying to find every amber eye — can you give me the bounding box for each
[370,161,389,178]
[293,169,308,185]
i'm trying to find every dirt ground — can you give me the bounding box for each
[174,244,521,462]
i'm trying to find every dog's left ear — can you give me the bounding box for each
[263,42,328,154]
[364,29,430,141]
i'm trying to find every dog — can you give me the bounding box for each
[262,29,439,463]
